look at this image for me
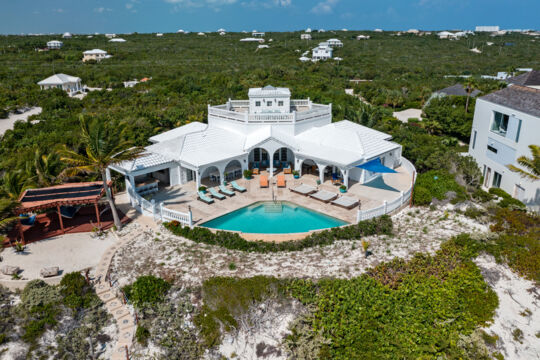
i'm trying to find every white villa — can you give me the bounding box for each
[357,35,370,40]
[109,38,126,43]
[301,33,312,40]
[312,44,333,60]
[47,40,63,49]
[62,32,72,38]
[327,38,343,47]
[252,31,265,37]
[82,49,108,62]
[110,86,403,200]
[37,73,82,96]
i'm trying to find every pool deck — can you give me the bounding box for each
[149,165,412,240]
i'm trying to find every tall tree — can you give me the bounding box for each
[507,145,540,181]
[463,78,478,113]
[58,116,144,230]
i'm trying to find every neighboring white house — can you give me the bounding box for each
[46,40,63,49]
[123,80,139,88]
[301,33,312,40]
[306,28,312,33]
[37,73,82,96]
[240,38,264,43]
[252,31,265,37]
[62,32,72,38]
[109,86,403,193]
[109,38,126,43]
[357,35,370,40]
[476,26,500,32]
[327,38,343,47]
[156,33,163,37]
[312,45,333,60]
[82,49,108,62]
[105,33,116,38]
[468,85,540,210]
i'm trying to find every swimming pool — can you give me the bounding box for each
[201,201,348,234]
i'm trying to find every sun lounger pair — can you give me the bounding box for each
[277,175,286,188]
[290,184,317,195]
[208,188,225,200]
[331,196,359,209]
[219,184,235,196]
[231,181,246,192]
[310,190,338,203]
[260,175,269,188]
[198,191,214,204]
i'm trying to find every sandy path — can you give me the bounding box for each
[0,107,42,135]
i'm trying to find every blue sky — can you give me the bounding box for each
[2,0,539,34]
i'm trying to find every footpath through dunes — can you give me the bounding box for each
[0,107,42,136]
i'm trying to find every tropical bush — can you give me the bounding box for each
[413,170,468,205]
[164,215,392,253]
[488,187,526,209]
[123,275,171,308]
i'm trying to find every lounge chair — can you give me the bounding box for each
[231,181,246,192]
[260,175,269,188]
[60,205,81,219]
[332,173,342,185]
[198,191,214,204]
[219,184,235,196]
[331,196,359,209]
[290,184,317,195]
[310,190,338,203]
[252,168,260,175]
[274,159,281,168]
[277,175,286,188]
[283,163,292,174]
[19,214,36,226]
[209,187,226,200]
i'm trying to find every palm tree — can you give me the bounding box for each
[507,145,540,181]
[463,78,478,113]
[33,148,63,187]
[58,116,144,230]
[0,198,18,230]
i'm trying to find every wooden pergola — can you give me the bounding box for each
[15,182,109,243]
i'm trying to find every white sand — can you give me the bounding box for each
[393,108,422,123]
[475,255,540,360]
[0,107,42,135]
[0,232,116,280]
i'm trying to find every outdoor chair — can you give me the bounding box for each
[209,187,226,200]
[252,168,260,175]
[219,184,235,196]
[60,205,81,219]
[277,175,286,188]
[231,181,247,192]
[19,214,36,226]
[260,175,269,188]
[198,191,214,204]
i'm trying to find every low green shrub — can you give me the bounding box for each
[60,272,100,309]
[414,170,468,205]
[488,188,526,209]
[164,215,393,253]
[123,275,171,308]
[135,325,150,345]
[413,185,432,205]
[472,188,494,203]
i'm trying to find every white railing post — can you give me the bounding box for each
[188,206,193,228]
[384,200,387,214]
[151,199,157,220]
[400,191,404,206]
[356,209,361,223]
[159,202,164,222]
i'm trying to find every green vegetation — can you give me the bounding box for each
[413,170,468,205]
[488,187,526,209]
[423,96,475,140]
[507,144,540,180]
[164,215,393,252]
[123,275,171,308]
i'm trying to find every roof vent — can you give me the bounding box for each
[262,85,276,90]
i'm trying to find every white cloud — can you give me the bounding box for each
[273,0,291,6]
[165,0,238,7]
[53,8,64,13]
[94,7,112,13]
[125,3,133,9]
[311,0,338,14]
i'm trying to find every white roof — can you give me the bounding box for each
[149,122,208,143]
[109,38,126,42]
[37,73,81,85]
[217,28,226,32]
[198,32,205,35]
[258,45,269,49]
[113,152,173,173]
[240,38,263,42]
[47,40,62,44]
[248,86,291,97]
[83,49,107,55]
[299,56,310,61]
[156,33,163,36]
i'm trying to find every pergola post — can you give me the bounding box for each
[18,219,25,244]
[56,205,65,234]
[95,202,101,228]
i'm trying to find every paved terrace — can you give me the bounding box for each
[150,165,412,229]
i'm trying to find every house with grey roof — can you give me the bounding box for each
[37,73,82,96]
[505,70,540,90]
[433,84,482,98]
[468,85,540,211]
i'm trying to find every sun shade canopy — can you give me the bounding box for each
[356,158,398,173]
[16,182,108,214]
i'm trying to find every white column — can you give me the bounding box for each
[318,164,325,184]
[219,168,225,184]
[344,169,349,189]
[188,206,193,228]
[195,170,201,189]
[269,161,274,179]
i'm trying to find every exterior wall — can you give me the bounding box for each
[469,98,540,210]
[249,94,290,114]
[83,53,107,62]
[312,48,332,59]
[40,81,82,95]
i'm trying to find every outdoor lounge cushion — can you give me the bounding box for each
[284,167,292,174]
[252,168,260,175]
[219,185,235,196]
[19,214,36,226]
[277,175,286,188]
[60,205,81,219]
[209,188,226,200]
[310,190,338,203]
[198,191,214,204]
[290,184,317,195]
[331,196,359,209]
[1,265,19,276]
[40,267,59,278]
[260,175,269,188]
[231,181,246,192]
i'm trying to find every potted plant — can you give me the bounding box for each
[243,169,252,179]
[292,170,300,179]
[198,186,207,193]
[340,185,347,193]
[223,172,228,185]
[14,241,25,254]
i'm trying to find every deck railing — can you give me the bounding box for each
[356,158,416,222]
[127,188,192,227]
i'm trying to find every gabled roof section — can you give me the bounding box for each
[83,49,107,55]
[435,84,481,97]
[248,86,291,97]
[179,126,245,166]
[506,70,540,87]
[243,126,297,151]
[38,73,80,85]
[149,122,208,143]
[480,85,540,118]
[112,152,173,173]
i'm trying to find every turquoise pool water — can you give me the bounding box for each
[201,201,348,234]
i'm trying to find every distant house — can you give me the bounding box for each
[197,32,206,36]
[105,33,116,38]
[481,72,511,80]
[432,84,481,99]
[82,49,108,62]
[219,31,226,36]
[47,40,63,49]
[217,28,226,33]
[37,73,82,96]
[156,33,163,37]
[258,45,269,49]
[252,31,265,37]
[438,31,456,39]
[62,32,72,39]
[374,28,383,32]
[407,29,420,34]
[505,70,540,90]
[327,38,343,47]
[305,28,312,33]
[318,29,325,33]
[299,56,310,62]
[109,38,126,43]
[476,26,500,32]
[177,29,185,34]
[124,80,139,88]
[240,38,264,43]
[357,35,370,40]
[312,45,333,60]
[468,85,540,210]
[301,33,311,40]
